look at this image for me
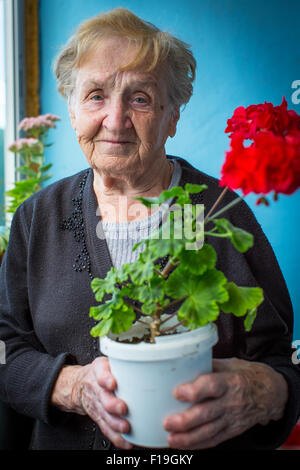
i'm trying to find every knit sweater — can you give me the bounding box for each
[0,155,299,450]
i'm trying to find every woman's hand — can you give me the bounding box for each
[163,358,288,449]
[51,357,133,449]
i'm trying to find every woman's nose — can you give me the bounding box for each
[102,98,132,131]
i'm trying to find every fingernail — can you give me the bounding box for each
[165,423,173,432]
[120,422,128,433]
[174,389,185,400]
[107,377,114,388]
[117,403,124,415]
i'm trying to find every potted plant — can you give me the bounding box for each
[0,114,60,262]
[89,97,300,448]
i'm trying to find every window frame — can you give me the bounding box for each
[3,0,25,224]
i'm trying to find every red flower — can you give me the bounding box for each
[225,97,300,139]
[220,130,300,197]
[225,106,256,139]
[221,98,300,200]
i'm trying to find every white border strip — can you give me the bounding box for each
[4,0,20,223]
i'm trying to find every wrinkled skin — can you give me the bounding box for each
[51,357,288,450]
[68,35,179,222]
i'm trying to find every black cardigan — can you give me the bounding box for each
[0,156,299,450]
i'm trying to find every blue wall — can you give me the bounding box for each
[39,0,300,338]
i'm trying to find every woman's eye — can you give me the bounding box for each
[91,94,103,102]
[134,96,147,104]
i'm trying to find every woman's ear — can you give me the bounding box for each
[168,107,180,138]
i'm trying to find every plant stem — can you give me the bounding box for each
[207,196,243,222]
[154,268,164,278]
[136,318,151,326]
[204,187,228,223]
[204,231,231,238]
[159,311,178,325]
[161,260,175,277]
[131,304,144,315]
[160,319,186,334]
[150,311,162,343]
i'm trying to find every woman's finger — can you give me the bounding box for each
[97,415,133,450]
[164,399,224,433]
[98,386,128,416]
[173,372,228,402]
[97,400,131,434]
[93,357,117,391]
[168,415,227,450]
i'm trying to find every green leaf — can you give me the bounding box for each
[38,174,52,184]
[165,266,228,328]
[125,251,156,285]
[147,236,185,259]
[126,276,165,305]
[220,282,264,317]
[135,184,207,209]
[40,163,53,173]
[91,268,119,301]
[184,183,208,194]
[159,186,190,206]
[90,317,113,337]
[90,297,136,338]
[109,303,136,335]
[135,185,191,208]
[178,297,220,328]
[114,263,131,283]
[16,166,37,177]
[213,218,254,252]
[132,240,146,254]
[141,303,157,315]
[244,308,258,331]
[134,196,160,208]
[176,269,229,328]
[177,243,217,275]
[0,228,9,254]
[6,178,39,195]
[89,290,125,321]
[89,303,113,321]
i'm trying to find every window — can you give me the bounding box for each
[0,0,5,225]
[0,0,25,227]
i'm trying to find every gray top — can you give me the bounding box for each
[101,158,182,269]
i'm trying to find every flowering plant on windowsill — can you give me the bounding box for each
[88,97,300,343]
[0,114,60,262]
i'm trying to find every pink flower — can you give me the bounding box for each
[43,113,61,122]
[18,114,61,132]
[9,138,43,153]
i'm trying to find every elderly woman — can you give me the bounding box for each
[0,8,299,451]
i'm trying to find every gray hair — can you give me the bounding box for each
[53,8,196,110]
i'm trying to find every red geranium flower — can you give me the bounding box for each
[225,97,300,138]
[221,98,300,203]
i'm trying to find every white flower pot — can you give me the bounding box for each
[100,320,218,448]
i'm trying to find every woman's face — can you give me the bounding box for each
[69,36,179,178]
